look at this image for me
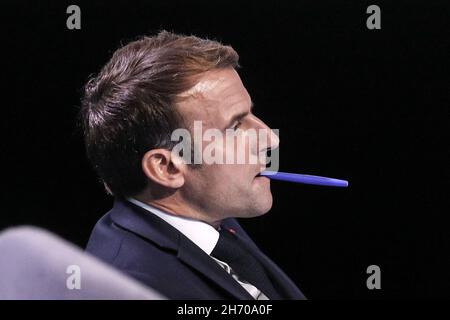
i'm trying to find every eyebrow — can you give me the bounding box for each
[225,101,255,129]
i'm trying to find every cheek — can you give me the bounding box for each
[186,163,255,200]
[191,164,230,189]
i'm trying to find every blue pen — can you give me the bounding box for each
[259,171,349,187]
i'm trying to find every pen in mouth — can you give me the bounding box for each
[258,171,349,188]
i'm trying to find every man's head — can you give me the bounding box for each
[80,31,279,226]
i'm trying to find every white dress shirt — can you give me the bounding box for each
[127,197,269,300]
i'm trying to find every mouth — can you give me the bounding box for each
[254,168,270,183]
[255,168,266,178]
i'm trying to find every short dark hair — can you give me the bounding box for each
[80,31,239,197]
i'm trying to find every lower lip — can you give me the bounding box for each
[254,175,270,183]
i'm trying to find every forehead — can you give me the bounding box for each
[177,68,251,125]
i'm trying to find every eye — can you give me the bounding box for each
[231,120,242,131]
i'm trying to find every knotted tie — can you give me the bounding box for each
[211,227,281,299]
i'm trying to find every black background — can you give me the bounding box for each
[1,0,449,299]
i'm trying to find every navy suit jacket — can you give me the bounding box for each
[86,198,306,300]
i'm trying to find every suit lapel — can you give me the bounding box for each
[110,199,254,300]
[177,235,255,300]
[222,219,306,300]
[240,236,305,299]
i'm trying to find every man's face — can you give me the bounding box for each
[176,68,279,223]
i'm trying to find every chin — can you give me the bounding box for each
[246,193,273,218]
[258,195,273,215]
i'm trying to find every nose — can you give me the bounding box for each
[251,115,280,153]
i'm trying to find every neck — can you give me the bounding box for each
[132,193,222,229]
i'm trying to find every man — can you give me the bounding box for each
[81,31,305,300]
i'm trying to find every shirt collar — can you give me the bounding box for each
[127,197,219,255]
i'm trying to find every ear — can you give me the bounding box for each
[141,149,185,189]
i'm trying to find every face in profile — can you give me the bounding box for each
[176,68,280,223]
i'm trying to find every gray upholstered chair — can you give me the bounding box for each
[0,226,165,300]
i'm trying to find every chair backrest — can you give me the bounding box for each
[0,226,165,300]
